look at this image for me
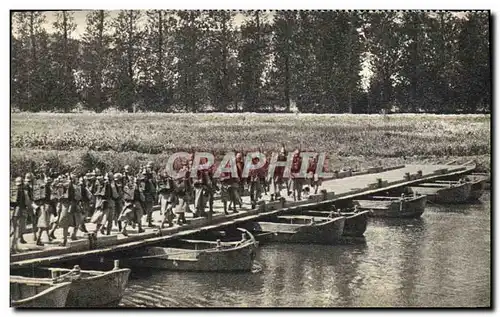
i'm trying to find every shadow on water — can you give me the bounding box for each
[118,192,490,307]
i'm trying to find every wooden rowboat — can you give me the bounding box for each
[469,173,490,190]
[122,229,258,272]
[10,276,71,308]
[353,195,427,218]
[409,181,471,204]
[43,263,130,307]
[433,178,486,201]
[298,210,370,237]
[249,215,346,244]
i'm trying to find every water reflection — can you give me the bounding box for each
[120,192,490,307]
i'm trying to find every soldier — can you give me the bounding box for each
[290,149,304,201]
[52,174,74,246]
[248,156,263,209]
[33,175,53,246]
[173,164,189,225]
[68,173,84,240]
[308,154,321,195]
[201,160,217,219]
[118,177,144,236]
[259,151,270,195]
[271,146,288,201]
[48,174,62,240]
[10,177,30,252]
[158,171,176,228]
[79,174,94,233]
[90,171,112,236]
[123,165,133,184]
[112,173,125,232]
[219,170,237,215]
[235,152,245,208]
[143,164,157,227]
[23,173,38,242]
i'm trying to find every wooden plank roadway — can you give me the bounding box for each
[10,164,475,269]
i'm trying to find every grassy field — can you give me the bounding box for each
[10,112,491,177]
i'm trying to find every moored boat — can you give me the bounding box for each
[433,178,486,201]
[299,210,371,237]
[10,276,71,308]
[122,230,258,272]
[469,173,490,190]
[42,263,130,307]
[249,215,345,244]
[409,181,471,204]
[353,194,427,218]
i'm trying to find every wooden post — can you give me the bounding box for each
[114,260,120,270]
[321,189,327,201]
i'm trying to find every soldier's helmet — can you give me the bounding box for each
[15,176,23,186]
[24,172,34,182]
[124,165,131,173]
[114,173,123,181]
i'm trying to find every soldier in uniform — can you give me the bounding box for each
[308,154,321,194]
[10,177,30,252]
[112,173,125,232]
[173,164,189,225]
[271,146,288,201]
[68,173,84,241]
[23,173,38,242]
[90,171,112,236]
[79,174,94,233]
[158,171,176,228]
[143,164,157,227]
[219,170,237,215]
[234,152,245,209]
[290,149,304,201]
[248,156,263,209]
[193,158,209,218]
[53,174,74,246]
[260,151,270,195]
[118,177,144,236]
[33,175,53,246]
[48,175,62,240]
[123,165,134,184]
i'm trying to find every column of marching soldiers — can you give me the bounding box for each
[10,148,323,253]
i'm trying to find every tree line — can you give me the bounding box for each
[11,10,490,114]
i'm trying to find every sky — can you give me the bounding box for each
[41,10,252,38]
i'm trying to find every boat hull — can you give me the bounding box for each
[252,217,345,244]
[64,269,130,307]
[409,183,471,204]
[123,242,256,272]
[10,278,71,308]
[468,179,486,201]
[355,196,426,218]
[342,211,370,236]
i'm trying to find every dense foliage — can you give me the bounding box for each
[11,10,490,114]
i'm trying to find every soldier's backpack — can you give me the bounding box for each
[32,180,47,201]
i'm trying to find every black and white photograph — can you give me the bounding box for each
[8,8,491,308]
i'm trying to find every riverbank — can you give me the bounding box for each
[10,113,490,176]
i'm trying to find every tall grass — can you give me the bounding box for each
[10,113,491,177]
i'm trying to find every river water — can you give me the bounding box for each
[119,192,491,308]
